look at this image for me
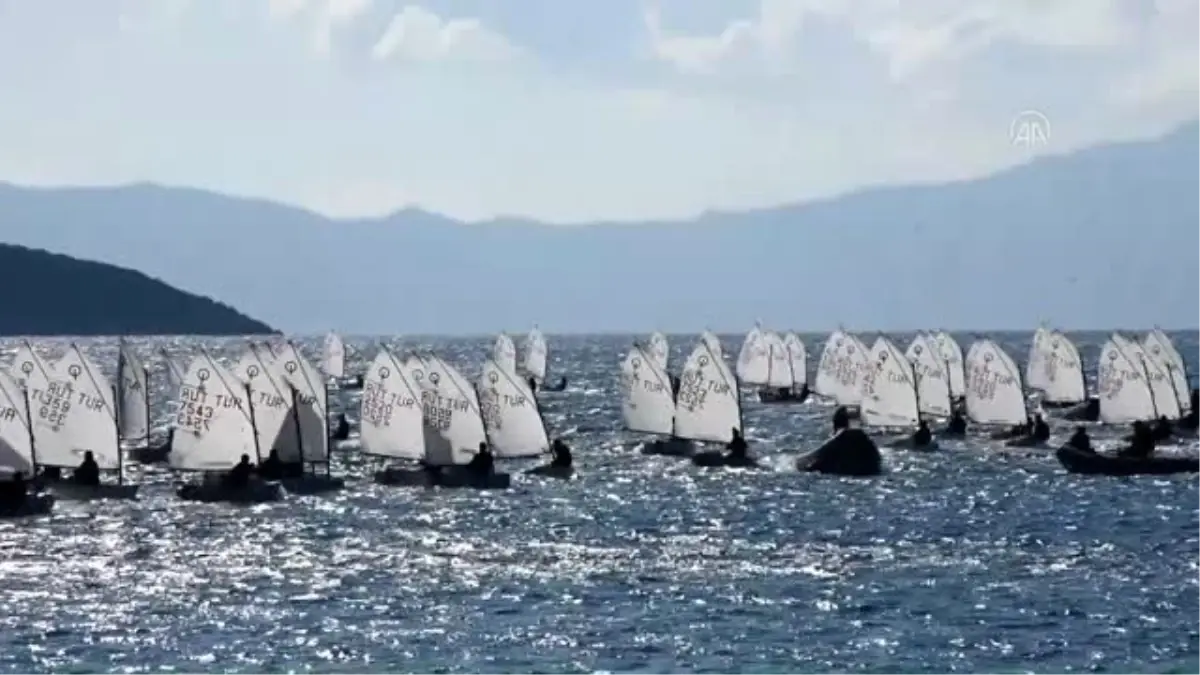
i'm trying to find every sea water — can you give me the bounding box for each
[0,332,1196,674]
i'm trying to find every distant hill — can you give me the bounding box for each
[0,122,1195,333]
[0,244,274,336]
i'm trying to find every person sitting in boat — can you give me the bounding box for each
[1119,422,1155,459]
[332,413,351,441]
[527,376,539,394]
[466,442,495,476]
[550,438,573,468]
[944,410,967,436]
[832,406,850,434]
[1151,415,1173,442]
[223,454,255,488]
[1066,426,1093,453]
[670,374,681,398]
[725,427,749,462]
[912,420,933,447]
[1184,389,1200,429]
[1031,414,1050,443]
[257,449,285,479]
[72,451,101,487]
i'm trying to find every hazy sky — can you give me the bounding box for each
[0,0,1195,223]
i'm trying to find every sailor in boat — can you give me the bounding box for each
[550,438,573,469]
[943,409,967,436]
[670,374,681,398]
[724,427,753,465]
[223,454,255,488]
[71,451,102,487]
[832,406,851,434]
[1151,416,1174,442]
[466,442,495,476]
[910,420,934,448]
[1065,426,1093,453]
[332,413,351,442]
[1031,414,1050,443]
[1118,422,1156,459]
[1182,389,1200,430]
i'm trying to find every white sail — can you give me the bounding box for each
[0,369,34,475]
[906,334,952,417]
[619,343,675,436]
[1026,326,1052,392]
[964,339,1027,426]
[700,330,724,357]
[275,342,330,462]
[9,342,52,387]
[117,340,150,444]
[27,345,121,470]
[647,331,670,371]
[763,331,793,388]
[234,345,302,463]
[782,332,807,387]
[478,358,549,458]
[322,331,346,378]
[861,337,919,427]
[1097,337,1158,423]
[674,340,741,443]
[736,323,770,385]
[1117,334,1181,419]
[814,330,865,406]
[522,325,548,382]
[1037,331,1087,404]
[933,331,966,399]
[359,347,425,461]
[171,351,258,471]
[493,334,517,373]
[410,354,485,465]
[1142,329,1190,413]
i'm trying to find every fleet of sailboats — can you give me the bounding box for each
[0,324,1194,517]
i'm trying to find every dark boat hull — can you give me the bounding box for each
[53,482,140,501]
[691,450,760,468]
[281,475,346,495]
[642,438,696,457]
[0,493,55,518]
[524,464,575,479]
[374,466,511,490]
[1056,446,1199,476]
[795,428,882,476]
[177,480,284,503]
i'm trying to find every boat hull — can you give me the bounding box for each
[177,480,284,503]
[1056,446,1199,476]
[794,429,882,476]
[0,493,55,518]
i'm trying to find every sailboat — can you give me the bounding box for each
[964,339,1034,443]
[1098,334,1182,425]
[28,344,138,500]
[477,357,563,477]
[173,350,282,503]
[0,368,55,516]
[620,341,689,456]
[861,336,935,450]
[812,328,870,417]
[322,331,361,390]
[675,340,752,468]
[1026,328,1092,412]
[408,352,510,489]
[1140,328,1191,419]
[521,325,565,392]
[932,330,967,405]
[905,334,954,421]
[492,333,517,372]
[272,341,346,494]
[361,346,445,486]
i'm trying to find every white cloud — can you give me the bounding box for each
[371,5,519,63]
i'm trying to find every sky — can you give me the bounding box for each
[0,0,1195,224]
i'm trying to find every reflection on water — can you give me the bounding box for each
[0,332,1196,673]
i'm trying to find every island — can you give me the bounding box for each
[0,243,275,335]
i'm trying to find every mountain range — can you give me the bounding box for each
[0,122,1195,335]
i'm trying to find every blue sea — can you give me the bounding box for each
[0,331,1196,674]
